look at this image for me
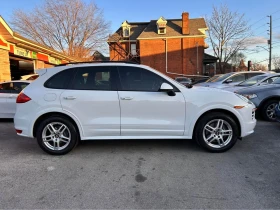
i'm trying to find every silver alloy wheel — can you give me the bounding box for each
[42,122,71,151]
[266,103,277,120]
[203,119,233,149]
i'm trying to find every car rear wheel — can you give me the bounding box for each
[261,100,279,121]
[36,116,78,155]
[194,112,239,152]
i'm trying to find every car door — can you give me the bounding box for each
[7,82,30,115]
[117,66,185,136]
[60,66,120,138]
[0,83,11,117]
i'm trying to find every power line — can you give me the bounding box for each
[273,25,280,29]
[270,9,280,15]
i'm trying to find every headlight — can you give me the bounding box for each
[243,94,257,99]
[235,93,250,102]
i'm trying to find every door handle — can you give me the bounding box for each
[120,97,133,100]
[63,96,76,100]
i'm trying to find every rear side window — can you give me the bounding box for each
[45,69,76,89]
[69,66,117,91]
[11,82,29,93]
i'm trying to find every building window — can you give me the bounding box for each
[131,44,137,56]
[123,28,130,37]
[158,28,166,34]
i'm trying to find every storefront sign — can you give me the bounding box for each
[48,56,61,65]
[14,46,31,58]
[32,51,37,59]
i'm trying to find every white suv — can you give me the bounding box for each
[14,62,256,155]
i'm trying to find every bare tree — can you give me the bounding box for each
[273,55,280,70]
[207,4,251,73]
[11,0,110,59]
[251,60,268,71]
[230,52,246,67]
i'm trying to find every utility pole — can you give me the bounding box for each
[268,15,272,71]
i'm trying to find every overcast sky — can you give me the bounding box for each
[1,0,280,67]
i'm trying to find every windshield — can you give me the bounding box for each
[272,77,280,84]
[206,75,221,82]
[176,78,190,82]
[207,73,234,83]
[237,75,267,86]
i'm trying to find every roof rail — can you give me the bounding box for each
[55,60,140,67]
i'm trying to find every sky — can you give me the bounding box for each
[1,0,280,68]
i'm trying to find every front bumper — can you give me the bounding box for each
[238,104,257,138]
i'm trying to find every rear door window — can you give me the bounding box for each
[69,66,117,91]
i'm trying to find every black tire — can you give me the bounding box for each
[261,100,279,121]
[36,116,78,155]
[194,112,239,153]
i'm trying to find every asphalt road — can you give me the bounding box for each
[0,119,280,209]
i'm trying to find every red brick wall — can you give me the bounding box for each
[139,37,205,78]
[109,37,205,79]
[0,48,11,82]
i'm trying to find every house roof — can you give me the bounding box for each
[138,18,206,39]
[108,23,149,42]
[108,17,207,42]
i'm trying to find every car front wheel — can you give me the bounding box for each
[194,112,239,152]
[36,116,78,155]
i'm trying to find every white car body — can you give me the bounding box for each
[14,63,256,144]
[0,80,31,118]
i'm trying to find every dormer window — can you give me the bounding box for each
[156,16,167,35]
[121,20,131,38]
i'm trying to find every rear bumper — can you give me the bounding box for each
[14,113,34,138]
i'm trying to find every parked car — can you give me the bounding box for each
[20,74,39,81]
[14,62,256,155]
[223,73,280,92]
[191,78,210,85]
[275,103,280,123]
[236,77,280,121]
[0,80,31,118]
[174,77,192,86]
[194,71,266,89]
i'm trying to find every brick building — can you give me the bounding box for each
[108,12,212,78]
[0,16,79,82]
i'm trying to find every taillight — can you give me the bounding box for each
[16,92,31,103]
[15,129,22,134]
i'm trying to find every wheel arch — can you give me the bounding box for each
[191,109,241,139]
[258,96,280,110]
[32,112,81,139]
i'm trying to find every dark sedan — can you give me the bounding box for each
[236,77,280,121]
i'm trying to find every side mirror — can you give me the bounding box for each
[225,79,233,84]
[160,83,173,91]
[160,83,176,96]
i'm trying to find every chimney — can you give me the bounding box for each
[182,12,190,35]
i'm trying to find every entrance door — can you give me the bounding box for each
[117,66,185,136]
